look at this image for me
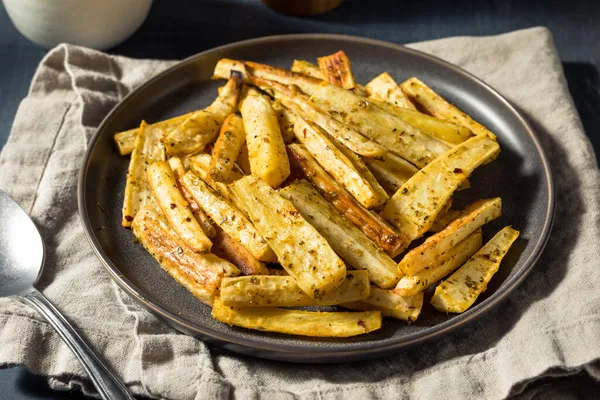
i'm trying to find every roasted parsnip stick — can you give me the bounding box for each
[208,113,247,183]
[165,72,243,155]
[401,77,497,140]
[168,157,216,238]
[146,161,212,252]
[231,176,347,299]
[395,230,483,297]
[288,144,407,257]
[293,116,388,209]
[280,181,401,289]
[366,72,416,110]
[220,270,369,307]
[431,226,519,313]
[239,87,290,188]
[180,171,276,262]
[381,135,500,243]
[122,121,165,227]
[132,208,239,305]
[399,198,502,276]
[212,297,381,337]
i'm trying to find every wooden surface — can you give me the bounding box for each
[0,0,599,398]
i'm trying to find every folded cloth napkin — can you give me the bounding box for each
[1,27,599,400]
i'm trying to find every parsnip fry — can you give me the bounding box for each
[231,176,346,299]
[401,77,497,140]
[293,117,388,209]
[271,100,296,144]
[211,226,269,276]
[366,72,416,110]
[132,208,239,305]
[213,58,323,97]
[291,59,324,79]
[381,135,500,242]
[431,226,520,313]
[168,157,216,238]
[220,270,369,307]
[208,113,247,183]
[253,77,386,158]
[165,73,243,155]
[280,181,401,289]
[371,100,472,144]
[318,50,357,90]
[400,198,502,275]
[395,231,483,297]
[288,144,407,257]
[239,87,290,188]
[180,171,276,262]
[146,161,212,252]
[309,84,450,168]
[429,209,461,233]
[212,297,381,337]
[343,288,423,322]
[114,111,194,156]
[122,121,165,227]
[363,152,418,195]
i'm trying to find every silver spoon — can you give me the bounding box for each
[0,190,133,400]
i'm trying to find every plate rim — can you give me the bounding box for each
[77,33,555,362]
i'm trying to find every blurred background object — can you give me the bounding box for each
[261,0,344,16]
[3,0,152,50]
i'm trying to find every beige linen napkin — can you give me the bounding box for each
[0,27,599,399]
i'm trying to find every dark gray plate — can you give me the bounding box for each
[78,34,554,363]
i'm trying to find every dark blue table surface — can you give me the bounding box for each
[1,0,599,398]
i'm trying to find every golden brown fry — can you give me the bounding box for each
[293,116,388,209]
[236,143,252,175]
[212,297,382,337]
[363,152,418,195]
[114,112,194,156]
[239,87,290,188]
[271,100,297,144]
[280,181,401,289]
[371,100,473,144]
[168,157,216,238]
[309,84,450,168]
[399,198,502,276]
[253,77,387,158]
[231,175,347,299]
[431,227,519,313]
[165,72,243,155]
[318,50,357,90]
[122,121,165,227]
[132,208,239,305]
[288,144,407,257]
[291,59,324,79]
[400,77,497,140]
[381,135,500,243]
[343,288,423,322]
[213,58,323,96]
[180,171,276,262]
[208,113,247,183]
[220,270,370,307]
[395,230,483,297]
[365,72,416,110]
[146,161,213,253]
[211,226,269,276]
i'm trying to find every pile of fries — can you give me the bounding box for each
[114,51,519,338]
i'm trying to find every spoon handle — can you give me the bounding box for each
[23,290,134,400]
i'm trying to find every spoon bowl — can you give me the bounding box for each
[0,190,132,399]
